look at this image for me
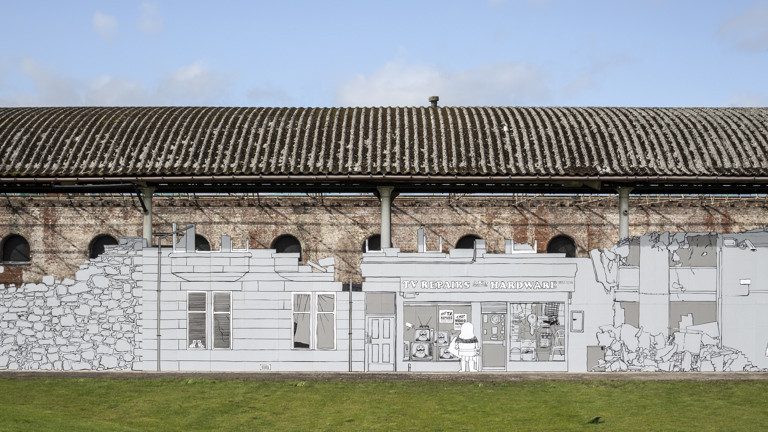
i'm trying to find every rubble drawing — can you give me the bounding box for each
[593,322,761,372]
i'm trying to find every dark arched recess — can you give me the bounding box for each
[273,234,302,260]
[362,234,393,252]
[2,235,30,262]
[547,235,576,258]
[89,235,118,259]
[456,234,482,249]
[195,235,211,251]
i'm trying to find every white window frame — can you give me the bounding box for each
[212,291,232,350]
[187,291,207,350]
[186,291,234,351]
[316,292,336,351]
[292,292,313,350]
[291,292,336,350]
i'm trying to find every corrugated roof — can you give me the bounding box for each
[0,106,766,177]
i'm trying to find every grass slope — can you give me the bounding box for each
[0,378,767,431]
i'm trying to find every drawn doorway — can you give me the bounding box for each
[366,316,395,371]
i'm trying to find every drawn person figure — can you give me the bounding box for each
[452,323,480,372]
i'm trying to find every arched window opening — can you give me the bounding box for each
[547,235,576,258]
[273,235,302,260]
[362,234,393,252]
[2,235,30,262]
[195,235,211,251]
[89,235,118,259]
[456,234,481,249]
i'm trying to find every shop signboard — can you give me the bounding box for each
[400,278,575,292]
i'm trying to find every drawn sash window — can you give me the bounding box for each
[293,292,336,350]
[316,293,336,350]
[213,292,232,349]
[293,293,311,348]
[187,292,207,349]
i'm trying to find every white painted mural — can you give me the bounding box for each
[1,226,767,373]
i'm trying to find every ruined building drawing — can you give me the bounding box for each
[589,230,768,372]
[2,226,767,373]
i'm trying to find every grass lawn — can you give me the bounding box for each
[0,377,767,431]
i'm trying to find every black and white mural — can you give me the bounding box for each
[1,226,767,373]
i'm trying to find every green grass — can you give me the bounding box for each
[1,378,767,431]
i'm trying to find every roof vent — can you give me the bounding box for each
[429,96,439,107]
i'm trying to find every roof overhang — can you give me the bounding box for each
[2,174,768,195]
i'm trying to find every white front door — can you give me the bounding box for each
[366,316,395,371]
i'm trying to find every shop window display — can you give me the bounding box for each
[509,302,566,361]
[403,304,472,362]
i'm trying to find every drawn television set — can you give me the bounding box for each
[411,341,433,361]
[414,328,433,342]
[438,346,458,361]
[437,331,451,345]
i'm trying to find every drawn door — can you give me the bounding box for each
[366,317,395,371]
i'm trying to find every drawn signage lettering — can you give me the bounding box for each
[439,309,454,323]
[453,313,468,330]
[400,279,574,291]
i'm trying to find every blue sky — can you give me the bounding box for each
[0,0,766,107]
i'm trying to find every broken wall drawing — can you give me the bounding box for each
[1,226,768,373]
[0,238,143,371]
[588,229,768,372]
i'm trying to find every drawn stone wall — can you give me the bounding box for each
[0,238,143,371]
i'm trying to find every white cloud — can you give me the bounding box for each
[724,90,768,107]
[336,57,549,107]
[9,58,80,106]
[718,1,768,52]
[87,76,151,106]
[158,61,236,105]
[0,59,237,107]
[93,12,119,43]
[247,87,291,105]
[562,54,627,100]
[138,2,163,35]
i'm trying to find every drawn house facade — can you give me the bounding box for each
[135,226,364,372]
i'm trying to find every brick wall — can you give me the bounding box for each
[2,194,767,285]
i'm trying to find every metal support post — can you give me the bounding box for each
[378,186,394,249]
[617,187,633,240]
[139,186,156,246]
